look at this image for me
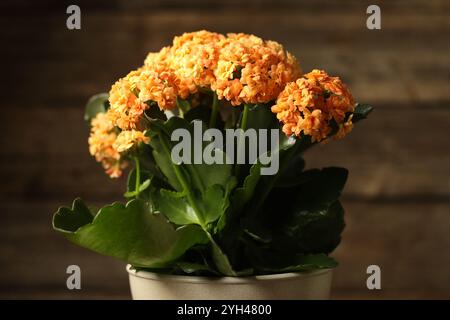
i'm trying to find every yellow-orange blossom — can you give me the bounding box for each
[88,113,149,178]
[272,69,355,142]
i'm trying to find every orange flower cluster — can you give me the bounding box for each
[108,68,146,131]
[271,69,355,142]
[107,30,301,130]
[212,33,301,106]
[90,32,358,177]
[88,113,123,178]
[114,130,149,153]
[88,113,150,178]
[170,31,225,89]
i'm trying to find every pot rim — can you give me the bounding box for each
[126,264,332,284]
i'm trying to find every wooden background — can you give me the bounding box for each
[0,0,449,299]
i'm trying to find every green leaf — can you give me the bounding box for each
[244,103,278,131]
[84,93,109,122]
[175,262,220,276]
[148,117,232,192]
[252,253,338,274]
[195,149,232,191]
[53,199,208,268]
[125,168,153,198]
[124,168,171,212]
[217,136,314,270]
[209,234,236,276]
[150,134,186,191]
[168,118,232,190]
[279,134,297,150]
[231,162,263,213]
[184,104,211,125]
[215,161,263,237]
[53,198,94,232]
[261,167,348,214]
[139,179,151,191]
[123,190,137,198]
[226,131,300,222]
[234,103,279,180]
[243,227,339,273]
[201,184,229,225]
[176,97,192,115]
[291,167,348,207]
[226,134,301,219]
[239,138,308,220]
[144,104,167,121]
[243,229,271,244]
[270,200,345,255]
[155,184,228,227]
[125,167,149,199]
[246,168,348,255]
[156,189,199,225]
[352,103,374,122]
[275,154,306,188]
[124,179,151,198]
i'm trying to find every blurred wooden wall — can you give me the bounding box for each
[0,0,449,299]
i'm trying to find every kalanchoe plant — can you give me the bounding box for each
[52,31,373,276]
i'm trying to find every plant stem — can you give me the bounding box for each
[134,156,141,195]
[231,108,237,129]
[206,230,236,276]
[176,97,191,119]
[234,104,250,177]
[158,134,206,227]
[150,120,205,193]
[209,92,219,128]
[240,104,250,131]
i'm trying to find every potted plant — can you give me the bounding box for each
[52,31,373,300]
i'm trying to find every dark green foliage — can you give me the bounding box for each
[53,93,373,276]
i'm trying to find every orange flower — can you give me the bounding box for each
[212,33,301,106]
[108,68,148,130]
[335,114,354,139]
[272,69,355,142]
[88,112,126,178]
[108,64,196,130]
[169,30,225,89]
[135,68,179,109]
[114,130,150,153]
[144,46,172,68]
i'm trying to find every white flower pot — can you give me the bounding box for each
[127,265,333,300]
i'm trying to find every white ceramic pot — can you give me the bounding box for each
[127,265,333,300]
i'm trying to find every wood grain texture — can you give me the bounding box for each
[0,0,449,299]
